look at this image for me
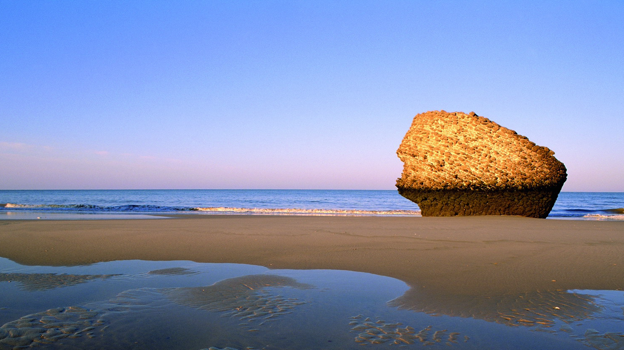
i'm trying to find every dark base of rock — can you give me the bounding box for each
[397,188,562,218]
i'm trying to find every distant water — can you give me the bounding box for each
[0,190,623,220]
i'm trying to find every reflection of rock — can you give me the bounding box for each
[0,273,119,291]
[164,275,312,326]
[388,289,623,350]
[389,287,599,328]
[396,111,567,218]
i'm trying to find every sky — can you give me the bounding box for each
[1,1,623,191]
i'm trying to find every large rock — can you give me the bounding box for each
[396,111,567,218]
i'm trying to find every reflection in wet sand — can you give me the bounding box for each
[0,274,314,350]
[0,273,119,291]
[389,286,624,349]
[1,262,623,350]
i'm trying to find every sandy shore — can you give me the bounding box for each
[1,216,623,321]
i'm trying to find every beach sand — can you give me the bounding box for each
[1,216,623,324]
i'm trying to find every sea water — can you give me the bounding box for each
[1,258,623,350]
[1,191,623,349]
[0,190,623,220]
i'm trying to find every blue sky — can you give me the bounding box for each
[1,1,623,191]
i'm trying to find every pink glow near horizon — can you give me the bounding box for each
[1,2,623,191]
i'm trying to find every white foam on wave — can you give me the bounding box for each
[583,214,624,221]
[193,207,421,216]
[3,203,45,208]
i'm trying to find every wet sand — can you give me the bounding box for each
[1,216,623,321]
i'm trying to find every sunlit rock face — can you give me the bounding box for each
[396,111,567,218]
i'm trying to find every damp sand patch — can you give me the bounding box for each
[389,287,601,328]
[147,267,197,276]
[164,274,312,330]
[0,273,119,291]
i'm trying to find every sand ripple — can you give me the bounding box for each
[0,306,105,349]
[389,288,600,328]
[165,274,311,329]
[349,314,468,346]
[0,274,313,349]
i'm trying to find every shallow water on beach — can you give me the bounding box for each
[1,258,623,350]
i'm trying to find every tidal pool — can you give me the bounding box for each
[0,258,622,350]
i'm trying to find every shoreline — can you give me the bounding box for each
[1,211,621,221]
[1,215,623,321]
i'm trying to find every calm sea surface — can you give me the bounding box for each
[0,190,623,220]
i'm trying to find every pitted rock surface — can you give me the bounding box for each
[396,111,566,218]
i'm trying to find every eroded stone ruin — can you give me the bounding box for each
[396,111,567,218]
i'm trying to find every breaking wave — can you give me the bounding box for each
[1,203,191,212]
[582,214,624,221]
[550,207,624,219]
[193,207,421,216]
[0,203,420,216]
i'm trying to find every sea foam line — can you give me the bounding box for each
[2,203,46,208]
[0,203,421,216]
[193,207,421,216]
[582,214,624,221]
[1,203,187,212]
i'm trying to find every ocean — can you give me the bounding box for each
[0,190,622,220]
[1,190,624,349]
